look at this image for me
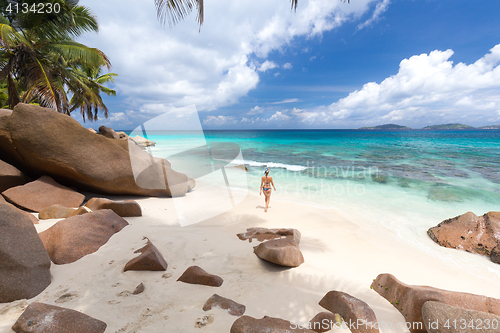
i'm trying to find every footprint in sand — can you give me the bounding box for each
[0,300,28,316]
[195,315,214,328]
[141,308,153,317]
[117,290,131,297]
[55,292,78,303]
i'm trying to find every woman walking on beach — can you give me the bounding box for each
[260,168,276,212]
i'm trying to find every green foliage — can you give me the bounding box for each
[0,0,117,121]
[423,123,475,130]
[0,78,8,108]
[360,124,412,130]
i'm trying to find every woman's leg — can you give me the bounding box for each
[263,189,268,211]
[264,190,271,212]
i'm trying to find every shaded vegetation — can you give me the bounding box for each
[0,0,117,121]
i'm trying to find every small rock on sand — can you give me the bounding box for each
[124,238,168,272]
[177,266,223,287]
[203,294,246,316]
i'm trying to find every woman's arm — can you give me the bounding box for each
[259,177,263,195]
[271,178,276,191]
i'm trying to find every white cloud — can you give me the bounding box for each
[271,98,300,104]
[258,60,278,72]
[207,109,292,127]
[109,112,125,121]
[295,44,500,127]
[309,56,317,61]
[357,0,390,30]
[269,111,290,121]
[193,43,500,129]
[248,105,264,115]
[78,0,381,125]
[202,115,237,126]
[283,62,293,69]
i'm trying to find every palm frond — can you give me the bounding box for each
[155,0,201,27]
[48,5,99,38]
[0,23,17,46]
[0,14,9,25]
[24,57,62,112]
[0,55,13,80]
[95,72,118,84]
[98,86,116,96]
[13,1,98,41]
[196,0,203,28]
[48,42,110,69]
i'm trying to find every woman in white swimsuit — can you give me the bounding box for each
[260,168,276,212]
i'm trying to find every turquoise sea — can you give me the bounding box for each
[141,129,500,210]
[135,130,497,210]
[140,129,500,217]
[131,129,500,278]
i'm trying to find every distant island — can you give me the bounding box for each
[422,123,475,130]
[359,124,412,130]
[478,125,500,129]
[358,123,500,130]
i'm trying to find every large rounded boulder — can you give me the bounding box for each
[2,103,192,197]
[0,159,30,192]
[39,209,129,265]
[2,176,85,212]
[0,204,51,303]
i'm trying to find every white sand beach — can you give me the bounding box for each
[1,184,500,333]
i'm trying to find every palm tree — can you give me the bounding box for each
[0,0,115,121]
[68,66,118,122]
[155,0,349,27]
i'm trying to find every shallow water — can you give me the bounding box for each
[138,130,497,223]
[140,129,500,212]
[128,128,500,285]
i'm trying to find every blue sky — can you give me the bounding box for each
[76,0,500,130]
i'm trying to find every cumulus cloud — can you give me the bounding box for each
[258,60,278,72]
[283,62,293,69]
[248,105,264,115]
[78,0,382,127]
[199,44,500,129]
[269,111,290,121]
[296,43,500,127]
[108,112,126,121]
[202,115,238,126]
[204,109,293,128]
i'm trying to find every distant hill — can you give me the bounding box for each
[422,123,475,130]
[478,125,500,129]
[359,124,412,130]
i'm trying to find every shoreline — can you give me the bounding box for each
[2,189,500,332]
